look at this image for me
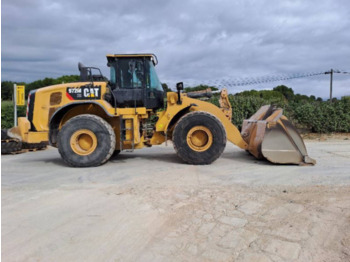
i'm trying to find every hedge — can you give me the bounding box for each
[209,94,286,130]
[287,99,350,133]
[2,96,350,133]
[1,101,26,129]
[209,95,350,132]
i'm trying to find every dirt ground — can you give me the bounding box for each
[301,132,350,141]
[1,138,350,262]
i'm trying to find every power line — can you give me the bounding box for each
[181,69,349,101]
[183,69,349,88]
[183,68,347,86]
[211,71,326,87]
[324,69,350,101]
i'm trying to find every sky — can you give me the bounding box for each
[1,0,350,98]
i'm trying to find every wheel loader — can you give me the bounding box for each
[2,54,315,167]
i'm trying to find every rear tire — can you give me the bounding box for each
[22,142,48,150]
[57,114,116,167]
[112,150,121,157]
[1,129,10,140]
[1,140,22,154]
[172,111,226,165]
[1,129,22,154]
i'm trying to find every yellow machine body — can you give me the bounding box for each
[6,53,315,166]
[10,83,246,151]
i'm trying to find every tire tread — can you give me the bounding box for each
[57,114,116,167]
[173,111,226,165]
[1,140,22,154]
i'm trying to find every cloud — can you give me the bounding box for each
[2,0,350,98]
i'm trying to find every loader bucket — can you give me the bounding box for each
[241,105,316,165]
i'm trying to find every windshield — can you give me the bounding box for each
[109,58,163,91]
[120,59,143,88]
[146,61,163,91]
[110,66,116,85]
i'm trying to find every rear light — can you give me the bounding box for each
[26,93,31,118]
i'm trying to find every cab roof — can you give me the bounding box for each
[106,54,154,58]
[106,53,158,65]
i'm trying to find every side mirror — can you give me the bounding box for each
[176,82,184,91]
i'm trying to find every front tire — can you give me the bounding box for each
[57,114,116,167]
[172,111,226,165]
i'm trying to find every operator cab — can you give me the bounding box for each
[107,54,164,110]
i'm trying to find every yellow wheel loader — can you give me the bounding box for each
[3,54,315,167]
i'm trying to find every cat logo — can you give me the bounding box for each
[66,85,101,100]
[84,88,99,98]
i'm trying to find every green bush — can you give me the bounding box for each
[1,75,80,100]
[1,101,26,129]
[2,84,349,133]
[184,84,218,93]
[209,95,350,132]
[209,94,286,129]
[288,98,350,132]
[235,89,285,101]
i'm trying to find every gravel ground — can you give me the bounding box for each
[1,139,350,262]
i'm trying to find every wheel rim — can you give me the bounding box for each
[70,129,98,156]
[186,126,213,152]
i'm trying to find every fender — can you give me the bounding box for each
[155,92,248,149]
[48,101,114,146]
[164,105,193,132]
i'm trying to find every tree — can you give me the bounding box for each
[294,94,311,102]
[1,81,14,100]
[1,81,26,100]
[161,83,172,92]
[273,85,295,100]
[1,75,81,100]
[235,89,284,100]
[184,84,218,93]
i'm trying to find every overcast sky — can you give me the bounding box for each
[2,0,350,98]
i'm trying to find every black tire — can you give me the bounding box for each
[1,140,22,154]
[57,114,116,167]
[22,142,48,150]
[172,111,226,165]
[112,150,121,157]
[1,129,10,140]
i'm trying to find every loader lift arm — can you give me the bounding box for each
[152,89,249,150]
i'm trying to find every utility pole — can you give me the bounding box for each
[14,84,17,126]
[325,69,334,102]
[329,68,333,102]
